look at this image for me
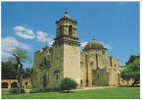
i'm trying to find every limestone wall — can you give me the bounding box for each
[108,68,119,86]
[80,52,87,87]
[63,44,81,86]
[93,68,109,86]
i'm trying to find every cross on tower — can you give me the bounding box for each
[65,8,68,14]
[91,33,96,41]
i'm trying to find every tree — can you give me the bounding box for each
[2,61,17,79]
[125,55,139,65]
[23,67,33,79]
[60,78,78,93]
[8,48,32,64]
[8,48,32,93]
[121,55,140,87]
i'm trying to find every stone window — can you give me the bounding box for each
[44,57,47,65]
[69,25,72,36]
[97,74,99,79]
[54,70,60,80]
[56,74,59,80]
[80,80,82,86]
[60,25,63,34]
[102,50,105,55]
[86,79,88,87]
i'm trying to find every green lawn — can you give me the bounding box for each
[2,87,140,99]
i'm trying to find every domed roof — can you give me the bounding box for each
[84,39,104,50]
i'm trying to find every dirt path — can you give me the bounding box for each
[71,86,116,91]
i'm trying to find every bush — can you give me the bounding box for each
[60,78,78,93]
[9,88,25,94]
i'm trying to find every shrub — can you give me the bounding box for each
[9,88,25,94]
[60,78,78,93]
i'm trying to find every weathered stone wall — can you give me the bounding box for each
[32,52,43,88]
[80,48,121,87]
[93,68,109,86]
[80,52,87,87]
[46,44,64,89]
[108,68,119,86]
[63,44,81,86]
[32,47,51,89]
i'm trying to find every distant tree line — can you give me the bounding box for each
[2,60,33,79]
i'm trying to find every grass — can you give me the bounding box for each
[2,87,140,99]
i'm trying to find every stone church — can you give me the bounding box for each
[32,11,121,89]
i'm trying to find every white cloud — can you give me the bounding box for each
[2,37,31,58]
[80,42,88,48]
[14,26,35,39]
[36,30,54,47]
[36,30,48,42]
[13,26,25,31]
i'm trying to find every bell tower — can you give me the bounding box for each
[56,11,78,39]
[53,11,81,86]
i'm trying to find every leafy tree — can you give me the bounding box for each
[60,78,78,93]
[23,67,33,79]
[2,61,17,79]
[8,48,32,93]
[8,48,32,64]
[121,55,140,87]
[125,55,139,65]
[2,60,33,79]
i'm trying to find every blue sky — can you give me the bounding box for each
[2,2,140,68]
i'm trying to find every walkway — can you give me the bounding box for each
[71,86,116,91]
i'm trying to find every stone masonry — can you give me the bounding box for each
[32,11,121,89]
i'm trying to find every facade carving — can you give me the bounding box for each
[32,12,121,89]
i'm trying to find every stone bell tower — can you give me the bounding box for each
[53,11,81,85]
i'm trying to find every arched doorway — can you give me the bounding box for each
[2,82,8,88]
[11,82,17,88]
[25,82,28,88]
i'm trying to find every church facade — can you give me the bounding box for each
[32,12,121,89]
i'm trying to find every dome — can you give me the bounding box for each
[84,39,104,50]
